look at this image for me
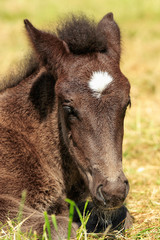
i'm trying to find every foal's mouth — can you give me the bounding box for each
[92,193,125,213]
[93,199,124,212]
[91,202,124,228]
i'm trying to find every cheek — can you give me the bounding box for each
[59,110,72,146]
[70,124,88,151]
[69,126,82,149]
[69,128,88,160]
[117,120,124,141]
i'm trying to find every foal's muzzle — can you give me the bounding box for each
[93,174,129,210]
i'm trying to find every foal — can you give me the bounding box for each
[0,13,132,238]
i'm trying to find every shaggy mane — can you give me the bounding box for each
[0,54,39,92]
[56,14,107,54]
[0,14,106,92]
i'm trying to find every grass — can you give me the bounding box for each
[0,0,160,239]
[0,199,130,240]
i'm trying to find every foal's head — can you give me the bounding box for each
[25,13,131,211]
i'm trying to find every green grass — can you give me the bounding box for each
[1,200,159,239]
[0,200,130,240]
[0,0,160,239]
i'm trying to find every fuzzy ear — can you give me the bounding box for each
[24,19,69,73]
[97,13,121,63]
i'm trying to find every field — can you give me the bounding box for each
[0,0,160,239]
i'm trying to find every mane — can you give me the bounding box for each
[56,14,107,54]
[0,53,39,92]
[0,14,106,92]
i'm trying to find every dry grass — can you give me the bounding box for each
[121,12,160,239]
[0,0,160,239]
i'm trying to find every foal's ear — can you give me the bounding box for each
[24,19,69,73]
[97,12,121,63]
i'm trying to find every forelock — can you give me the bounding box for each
[56,14,107,54]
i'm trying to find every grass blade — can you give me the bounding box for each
[51,214,62,240]
[44,211,51,240]
[51,214,58,232]
[65,199,75,240]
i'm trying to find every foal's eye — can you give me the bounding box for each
[124,97,131,109]
[63,105,78,119]
[63,106,73,114]
[123,97,131,117]
[127,98,131,108]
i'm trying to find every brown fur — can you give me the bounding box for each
[0,13,132,239]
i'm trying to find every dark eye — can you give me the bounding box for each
[63,105,73,114]
[127,98,131,108]
[63,105,78,119]
[123,98,131,117]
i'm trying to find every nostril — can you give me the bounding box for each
[96,185,106,206]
